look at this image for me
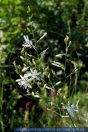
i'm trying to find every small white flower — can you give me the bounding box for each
[17,75,32,89]
[17,68,40,89]
[24,68,40,81]
[30,68,40,80]
[22,35,35,49]
[66,103,78,117]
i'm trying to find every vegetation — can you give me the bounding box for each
[0,0,88,131]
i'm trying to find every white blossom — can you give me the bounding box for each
[22,35,35,49]
[25,68,40,81]
[30,68,40,80]
[17,68,40,89]
[65,103,78,117]
[17,75,32,89]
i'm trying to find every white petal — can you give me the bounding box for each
[35,76,40,80]
[23,35,27,42]
[18,80,25,85]
[30,68,34,73]
[24,72,31,78]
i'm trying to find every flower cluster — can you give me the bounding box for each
[16,68,40,89]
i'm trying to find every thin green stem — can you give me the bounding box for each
[0,73,4,132]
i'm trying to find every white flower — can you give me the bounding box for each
[17,68,40,89]
[22,35,35,49]
[66,103,78,117]
[25,68,40,81]
[17,75,32,89]
[30,68,40,80]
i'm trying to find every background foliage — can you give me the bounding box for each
[0,0,88,131]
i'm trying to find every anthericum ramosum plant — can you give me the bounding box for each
[14,34,79,127]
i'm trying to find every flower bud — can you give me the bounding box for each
[50,88,55,96]
[25,102,31,111]
[43,108,48,113]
